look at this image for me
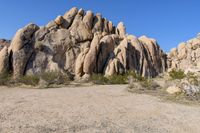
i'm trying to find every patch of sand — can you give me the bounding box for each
[0,85,200,133]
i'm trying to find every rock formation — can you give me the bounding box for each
[168,34,200,73]
[0,39,10,50]
[0,7,167,79]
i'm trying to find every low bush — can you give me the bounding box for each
[186,72,199,86]
[90,71,146,85]
[169,69,186,80]
[107,74,128,84]
[18,75,40,86]
[0,72,12,86]
[0,71,71,87]
[40,72,70,87]
[140,79,160,90]
[90,73,129,85]
[126,71,146,82]
[89,74,109,84]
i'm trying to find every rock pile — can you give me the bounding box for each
[0,7,167,79]
[168,34,200,73]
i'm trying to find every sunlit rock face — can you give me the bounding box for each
[0,7,167,79]
[168,34,200,73]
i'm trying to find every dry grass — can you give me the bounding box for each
[128,78,200,106]
[0,71,71,88]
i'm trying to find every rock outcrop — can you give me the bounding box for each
[168,34,200,73]
[0,39,10,50]
[0,7,167,79]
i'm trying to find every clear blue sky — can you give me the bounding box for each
[0,0,200,52]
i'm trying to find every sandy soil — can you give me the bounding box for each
[0,85,200,133]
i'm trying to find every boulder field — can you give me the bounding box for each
[1,7,199,80]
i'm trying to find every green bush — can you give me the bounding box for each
[90,74,109,84]
[40,72,70,86]
[126,71,146,82]
[90,71,146,85]
[140,79,160,90]
[0,71,71,87]
[90,73,129,84]
[107,74,128,84]
[169,69,186,80]
[19,75,40,86]
[0,72,12,86]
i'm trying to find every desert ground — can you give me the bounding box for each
[0,85,200,133]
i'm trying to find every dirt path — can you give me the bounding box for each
[0,85,200,133]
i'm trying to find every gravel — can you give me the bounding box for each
[0,85,200,133]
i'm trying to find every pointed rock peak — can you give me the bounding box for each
[86,10,93,15]
[178,42,186,49]
[64,7,78,15]
[54,15,64,25]
[116,22,126,38]
[197,33,200,37]
[78,8,85,15]
[63,7,78,19]
[139,35,148,39]
[117,22,125,26]
[117,22,126,30]
[170,47,177,52]
[127,35,137,39]
[139,35,156,44]
[96,13,102,17]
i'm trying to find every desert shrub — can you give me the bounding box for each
[140,79,160,90]
[169,69,186,80]
[0,71,71,87]
[0,72,12,85]
[90,73,128,84]
[90,71,147,85]
[19,75,40,86]
[89,74,109,84]
[191,45,198,50]
[186,72,199,86]
[107,74,128,84]
[40,71,70,86]
[126,71,145,82]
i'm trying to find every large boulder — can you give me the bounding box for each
[0,47,9,74]
[83,11,94,29]
[139,36,166,74]
[83,34,101,75]
[71,8,85,27]
[63,7,78,29]
[166,86,182,94]
[8,23,39,78]
[108,21,114,34]
[9,23,39,53]
[13,43,34,78]
[116,22,126,39]
[75,48,90,78]
[26,29,71,75]
[96,35,117,73]
[69,21,93,43]
[92,13,103,33]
